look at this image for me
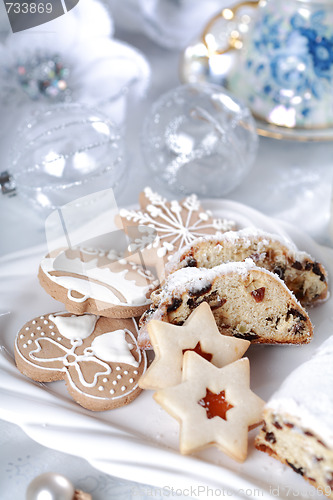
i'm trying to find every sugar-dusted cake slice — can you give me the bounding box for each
[138,258,313,349]
[166,228,328,307]
[255,335,333,498]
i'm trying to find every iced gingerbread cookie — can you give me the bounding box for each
[166,228,328,307]
[139,302,249,390]
[139,259,313,349]
[116,187,236,278]
[255,335,333,498]
[38,246,159,318]
[14,312,147,411]
[154,352,265,461]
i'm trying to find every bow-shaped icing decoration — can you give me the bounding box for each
[29,337,112,388]
[14,313,147,411]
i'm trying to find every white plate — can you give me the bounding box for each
[0,199,332,500]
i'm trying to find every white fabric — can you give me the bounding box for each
[108,0,230,49]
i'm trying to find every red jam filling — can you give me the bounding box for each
[198,389,234,420]
[183,342,213,362]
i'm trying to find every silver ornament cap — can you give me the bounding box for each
[26,472,75,500]
[0,171,16,196]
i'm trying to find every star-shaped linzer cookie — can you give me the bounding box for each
[154,352,265,462]
[139,302,250,390]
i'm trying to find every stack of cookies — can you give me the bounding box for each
[15,245,164,410]
[139,302,265,462]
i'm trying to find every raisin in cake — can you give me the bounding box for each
[166,228,328,307]
[255,335,333,498]
[138,258,313,349]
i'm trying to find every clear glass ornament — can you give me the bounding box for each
[141,83,258,197]
[6,104,126,214]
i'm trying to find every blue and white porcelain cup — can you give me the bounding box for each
[204,0,333,129]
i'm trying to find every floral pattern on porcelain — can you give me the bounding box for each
[229,4,333,128]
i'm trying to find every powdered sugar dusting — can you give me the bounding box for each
[166,227,312,274]
[158,257,306,316]
[160,258,258,300]
[268,335,333,448]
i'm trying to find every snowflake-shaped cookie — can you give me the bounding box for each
[154,352,265,461]
[14,313,147,411]
[116,187,236,275]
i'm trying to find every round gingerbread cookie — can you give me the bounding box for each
[38,246,159,318]
[14,312,147,411]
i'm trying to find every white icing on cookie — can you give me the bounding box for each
[90,330,139,367]
[48,314,98,340]
[29,337,111,388]
[41,247,158,306]
[119,187,235,261]
[15,316,147,403]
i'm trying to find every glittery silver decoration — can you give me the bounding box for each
[16,54,71,102]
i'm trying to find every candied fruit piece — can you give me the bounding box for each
[251,287,265,303]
